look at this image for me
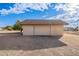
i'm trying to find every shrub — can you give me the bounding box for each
[3,26,13,31]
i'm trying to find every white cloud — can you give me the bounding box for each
[0,9,10,15]
[0,3,50,15]
[48,3,79,24]
[42,15,46,17]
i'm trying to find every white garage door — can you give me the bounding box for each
[34,25,50,35]
[51,25,63,35]
[22,25,33,35]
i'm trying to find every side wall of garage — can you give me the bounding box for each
[22,24,64,36]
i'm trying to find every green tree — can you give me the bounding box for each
[74,26,78,31]
[12,20,22,30]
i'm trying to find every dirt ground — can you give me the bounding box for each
[0,32,79,56]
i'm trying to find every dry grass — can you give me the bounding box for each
[0,31,79,56]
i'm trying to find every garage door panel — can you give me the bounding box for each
[35,25,50,35]
[51,25,63,35]
[22,25,33,35]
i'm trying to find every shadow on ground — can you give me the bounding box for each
[0,35,67,50]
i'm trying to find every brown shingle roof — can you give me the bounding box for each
[21,19,68,25]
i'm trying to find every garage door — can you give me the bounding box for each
[22,25,33,35]
[34,25,50,35]
[51,25,63,35]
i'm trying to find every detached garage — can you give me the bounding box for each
[21,20,65,36]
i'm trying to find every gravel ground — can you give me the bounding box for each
[0,32,79,56]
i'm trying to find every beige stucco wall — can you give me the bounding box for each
[22,24,64,36]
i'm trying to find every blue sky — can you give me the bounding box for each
[0,3,79,27]
[0,3,65,27]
